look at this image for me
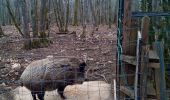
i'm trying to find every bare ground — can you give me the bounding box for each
[0,25,117,89]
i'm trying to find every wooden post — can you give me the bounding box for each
[140,45,149,100]
[123,0,135,55]
[122,1,138,91]
[121,0,136,99]
[134,31,142,100]
[140,16,150,100]
[122,0,138,87]
[141,16,150,43]
[152,42,161,100]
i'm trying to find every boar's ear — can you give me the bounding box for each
[79,62,86,72]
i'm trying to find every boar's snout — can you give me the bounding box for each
[79,62,86,73]
[76,62,87,84]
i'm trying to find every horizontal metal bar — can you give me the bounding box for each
[132,12,170,17]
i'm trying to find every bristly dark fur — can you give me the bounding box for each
[20,58,87,100]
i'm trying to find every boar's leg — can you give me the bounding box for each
[37,81,45,100]
[31,91,37,100]
[37,91,45,100]
[58,86,66,99]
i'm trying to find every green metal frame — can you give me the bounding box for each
[116,0,124,99]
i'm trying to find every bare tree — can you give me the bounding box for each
[0,25,4,37]
[6,0,24,36]
[31,0,39,38]
[53,0,69,32]
[20,0,31,49]
[73,0,79,26]
[39,0,48,37]
[65,0,70,32]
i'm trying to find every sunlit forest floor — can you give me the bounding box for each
[0,24,117,87]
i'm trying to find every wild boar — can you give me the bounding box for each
[20,57,86,100]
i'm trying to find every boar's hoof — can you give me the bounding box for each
[31,91,45,100]
[58,86,66,99]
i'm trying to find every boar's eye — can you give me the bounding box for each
[61,64,69,68]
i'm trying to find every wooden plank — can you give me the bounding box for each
[122,55,136,65]
[123,50,159,62]
[122,55,160,69]
[120,86,134,99]
[149,63,160,69]
[149,50,159,60]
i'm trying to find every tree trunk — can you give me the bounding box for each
[31,0,39,38]
[20,0,31,49]
[108,0,112,28]
[14,0,21,25]
[34,0,51,47]
[0,25,4,37]
[113,0,118,23]
[90,0,98,30]
[6,0,24,36]
[40,0,47,37]
[73,0,79,26]
[52,0,59,28]
[65,0,70,32]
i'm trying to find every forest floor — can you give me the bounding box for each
[0,24,117,88]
